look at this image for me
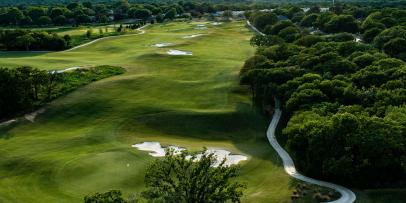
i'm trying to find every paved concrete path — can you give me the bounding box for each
[65,24,150,52]
[267,100,356,203]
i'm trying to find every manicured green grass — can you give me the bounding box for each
[0,21,295,203]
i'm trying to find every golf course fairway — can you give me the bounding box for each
[0,21,293,202]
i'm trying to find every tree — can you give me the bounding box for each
[373,26,406,49]
[300,13,318,27]
[114,0,130,20]
[264,20,294,35]
[250,35,284,47]
[164,8,177,20]
[53,15,66,25]
[142,149,245,203]
[16,34,34,51]
[84,190,128,203]
[67,3,80,10]
[49,7,67,18]
[82,2,93,9]
[324,15,359,33]
[383,37,406,59]
[86,29,93,39]
[63,35,71,46]
[251,12,278,31]
[131,9,152,20]
[278,26,301,43]
[28,7,46,22]
[362,27,383,43]
[240,55,269,74]
[37,16,52,25]
[295,35,324,47]
[76,14,91,24]
[315,12,335,30]
[6,7,24,25]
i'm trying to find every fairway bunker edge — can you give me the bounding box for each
[49,66,84,74]
[132,141,248,167]
[167,49,193,56]
[211,22,223,25]
[153,43,174,48]
[182,34,205,39]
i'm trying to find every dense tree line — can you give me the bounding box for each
[0,0,268,27]
[247,4,406,61]
[0,0,270,51]
[0,29,70,51]
[0,65,125,120]
[242,5,406,187]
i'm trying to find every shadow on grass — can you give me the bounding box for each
[116,103,286,164]
[129,104,264,140]
[42,97,115,126]
[0,51,50,58]
[0,121,19,139]
[0,156,55,179]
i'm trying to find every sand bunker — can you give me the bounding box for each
[167,49,193,56]
[192,149,248,167]
[50,67,83,74]
[25,108,45,122]
[132,142,184,157]
[211,22,223,25]
[182,34,205,39]
[0,119,17,127]
[195,24,208,30]
[132,142,247,166]
[153,43,173,48]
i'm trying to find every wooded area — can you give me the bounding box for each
[242,4,406,187]
[0,65,125,120]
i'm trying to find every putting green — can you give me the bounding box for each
[0,21,293,202]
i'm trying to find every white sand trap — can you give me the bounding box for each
[167,49,193,56]
[153,43,173,48]
[0,119,17,127]
[132,142,184,157]
[182,34,205,39]
[50,67,83,74]
[25,108,45,122]
[211,22,223,25]
[191,149,248,167]
[132,142,247,166]
[56,67,83,73]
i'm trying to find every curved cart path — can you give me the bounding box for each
[267,100,356,203]
[1,25,151,127]
[65,24,150,52]
[247,20,356,202]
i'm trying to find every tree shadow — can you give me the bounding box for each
[0,120,19,139]
[118,103,284,163]
[0,51,50,58]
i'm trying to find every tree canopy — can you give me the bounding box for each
[242,6,406,187]
[142,149,245,203]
